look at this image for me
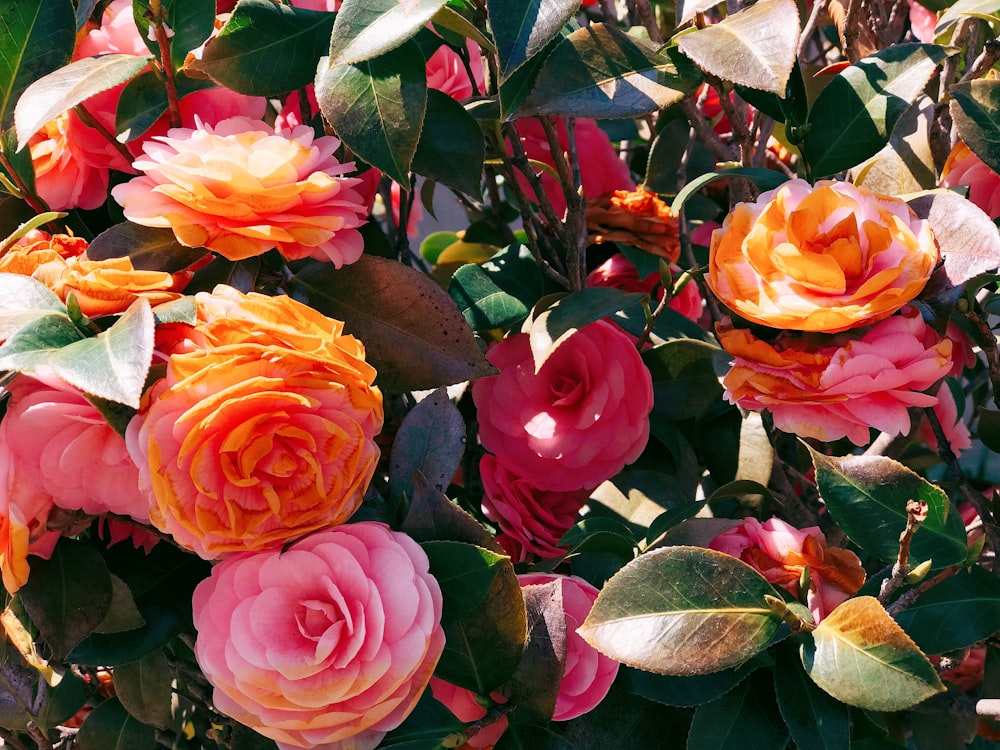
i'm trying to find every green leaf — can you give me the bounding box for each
[132,0,215,71]
[854,95,937,195]
[390,388,466,502]
[519,25,701,118]
[527,288,645,372]
[559,517,637,559]
[559,684,693,747]
[14,53,150,151]
[936,0,1000,32]
[894,566,1000,654]
[677,0,799,97]
[448,243,543,331]
[810,450,969,568]
[670,168,788,216]
[432,6,495,53]
[317,40,426,189]
[187,0,336,97]
[644,339,725,421]
[487,0,579,79]
[402,472,504,553]
[800,596,944,711]
[0,0,75,130]
[505,579,566,722]
[498,35,558,119]
[980,406,1000,453]
[0,272,67,339]
[773,645,850,750]
[113,651,174,729]
[802,44,950,177]
[380,690,464,748]
[288,256,496,392]
[950,79,1000,176]
[0,313,85,369]
[412,89,484,195]
[329,0,447,66]
[578,546,782,676]
[93,574,145,634]
[908,189,1000,289]
[75,697,156,750]
[421,541,507,626]
[151,296,196,326]
[687,670,788,750]
[114,69,215,141]
[620,655,770,708]
[86,222,208,273]
[18,538,113,660]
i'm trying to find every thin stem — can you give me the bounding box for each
[73,104,134,166]
[886,566,960,615]
[960,38,1000,83]
[0,151,50,216]
[679,97,737,163]
[878,499,928,605]
[148,0,182,128]
[842,0,868,63]
[962,308,1000,410]
[633,0,663,43]
[798,0,831,58]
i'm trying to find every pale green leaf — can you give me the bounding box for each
[329,0,448,66]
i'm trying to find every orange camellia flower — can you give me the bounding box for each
[126,286,383,559]
[112,117,368,266]
[0,230,184,317]
[586,188,681,261]
[708,179,938,332]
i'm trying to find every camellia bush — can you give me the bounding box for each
[4,0,1000,747]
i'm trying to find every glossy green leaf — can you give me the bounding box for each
[329,0,447,66]
[449,243,543,331]
[431,6,494,53]
[380,690,464,748]
[801,596,944,711]
[288,256,496,392]
[0,273,67,339]
[980,406,1000,453]
[0,313,84,368]
[317,40,426,188]
[579,546,782,676]
[421,541,507,626]
[86,222,208,273]
[644,339,725,421]
[802,44,950,177]
[487,0,579,79]
[527,288,645,372]
[0,0,75,130]
[498,35,558,119]
[14,54,150,150]
[687,670,788,750]
[936,0,1000,32]
[187,0,336,97]
[811,450,969,568]
[908,189,1000,289]
[559,517,636,558]
[670,168,789,216]
[114,651,173,729]
[519,24,701,118]
[678,0,798,96]
[389,388,465,502]
[505,579,566,721]
[115,69,215,141]
[950,79,1000,177]
[133,0,215,71]
[496,724,576,750]
[560,684,692,748]
[894,566,1000,654]
[18,539,113,660]
[620,654,770,708]
[75,697,155,750]
[412,89,484,195]
[854,95,937,195]
[773,646,850,750]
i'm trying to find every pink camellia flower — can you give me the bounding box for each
[908,0,937,43]
[718,306,957,446]
[471,320,653,492]
[479,454,590,562]
[511,117,634,217]
[113,117,368,265]
[517,573,619,721]
[192,522,444,750]
[918,380,972,454]
[426,41,484,101]
[709,517,866,622]
[428,678,508,749]
[940,142,1000,219]
[586,253,705,323]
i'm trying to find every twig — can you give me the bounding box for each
[963,308,1000,410]
[147,0,182,128]
[798,0,830,59]
[842,0,868,63]
[633,0,663,43]
[73,104,134,166]
[0,151,51,216]
[26,723,52,750]
[679,97,737,163]
[886,566,960,614]
[446,703,517,747]
[878,499,928,605]
[563,117,587,290]
[960,38,1000,83]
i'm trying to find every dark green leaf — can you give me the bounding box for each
[801,596,944,711]
[0,630,46,730]
[487,0,578,79]
[620,653,770,707]
[114,651,173,729]
[380,690,463,748]
[644,338,725,420]
[810,450,969,568]
[559,517,637,558]
[894,566,1000,654]
[75,697,156,750]
[773,645,850,750]
[611,301,715,345]
[14,54,150,151]
[187,0,336,97]
[316,40,426,189]
[420,540,506,626]
[35,669,86,731]
[802,44,950,177]
[578,546,782,675]
[677,0,798,96]
[390,388,465,502]
[0,0,75,130]
[670,168,788,215]
[519,25,701,118]
[92,574,145,633]
[132,0,215,71]
[687,670,788,750]
[114,69,215,141]
[18,538,113,660]
[288,256,496,392]
[504,579,566,721]
[329,0,447,66]
[980,406,1000,453]
[498,36,557,119]
[560,683,692,747]
[412,89,484,195]
[449,243,543,331]
[86,222,208,273]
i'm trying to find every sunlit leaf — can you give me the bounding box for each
[579,546,782,676]
[936,0,1000,33]
[487,0,579,79]
[908,189,1000,289]
[801,596,944,711]
[950,79,1000,177]
[0,273,67,339]
[854,95,937,195]
[329,0,447,66]
[449,243,543,332]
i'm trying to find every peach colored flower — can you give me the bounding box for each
[586,188,681,261]
[586,253,704,323]
[192,522,444,750]
[112,117,368,265]
[517,573,619,721]
[718,306,956,446]
[708,179,939,333]
[479,454,590,562]
[709,517,866,621]
[126,286,383,559]
[428,678,508,749]
[940,142,1000,219]
[471,320,653,492]
[512,117,634,217]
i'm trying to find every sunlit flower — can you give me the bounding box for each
[585,188,681,261]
